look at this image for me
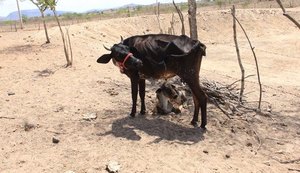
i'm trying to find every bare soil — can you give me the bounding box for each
[0,7,300,173]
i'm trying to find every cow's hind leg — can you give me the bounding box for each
[183,77,207,128]
[139,79,146,115]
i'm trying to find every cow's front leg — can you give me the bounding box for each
[130,76,139,117]
[139,79,146,115]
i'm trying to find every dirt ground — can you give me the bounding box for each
[0,6,300,173]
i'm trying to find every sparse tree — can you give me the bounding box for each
[155,0,163,33]
[16,0,24,29]
[43,0,73,67]
[275,0,300,29]
[29,0,50,43]
[231,5,263,111]
[172,0,185,35]
[188,0,198,40]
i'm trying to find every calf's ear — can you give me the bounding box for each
[97,54,111,63]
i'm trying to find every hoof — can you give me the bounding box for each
[200,123,207,129]
[191,121,198,127]
[130,113,136,118]
[140,110,146,115]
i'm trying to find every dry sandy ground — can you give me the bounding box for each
[0,7,300,173]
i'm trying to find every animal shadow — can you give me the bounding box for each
[100,115,205,144]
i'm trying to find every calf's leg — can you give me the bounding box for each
[139,79,146,114]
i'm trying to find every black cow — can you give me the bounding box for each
[97,34,207,128]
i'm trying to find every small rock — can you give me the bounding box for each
[246,142,253,147]
[276,141,284,145]
[263,161,271,166]
[7,92,15,96]
[267,105,272,112]
[275,150,284,154]
[52,136,60,144]
[203,150,209,154]
[65,171,75,173]
[225,154,231,159]
[106,161,121,173]
[23,120,35,131]
[83,112,97,121]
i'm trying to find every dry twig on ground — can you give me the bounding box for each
[199,78,262,117]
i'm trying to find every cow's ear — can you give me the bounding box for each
[97,54,111,63]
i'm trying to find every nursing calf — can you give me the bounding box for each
[97,34,207,128]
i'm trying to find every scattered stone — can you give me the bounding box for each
[227,140,236,146]
[267,105,272,112]
[106,161,121,173]
[203,150,209,154]
[52,136,60,144]
[276,141,284,145]
[104,88,119,96]
[34,69,54,77]
[263,161,271,166]
[23,120,35,131]
[225,154,231,159]
[54,106,64,112]
[275,150,284,154]
[83,112,97,121]
[246,142,253,147]
[65,171,75,173]
[7,92,15,96]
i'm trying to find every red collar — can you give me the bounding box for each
[116,52,133,73]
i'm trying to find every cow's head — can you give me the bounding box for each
[97,43,143,71]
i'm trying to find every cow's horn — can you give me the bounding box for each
[103,45,111,51]
[120,36,124,42]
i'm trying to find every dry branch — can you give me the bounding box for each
[231,5,245,104]
[276,0,300,29]
[273,157,300,164]
[288,168,300,172]
[232,12,263,111]
[172,0,185,35]
[199,78,263,118]
[170,13,175,35]
[188,0,198,40]
[0,116,16,120]
[66,28,73,64]
[156,1,163,33]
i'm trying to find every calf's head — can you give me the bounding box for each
[156,82,187,105]
[97,43,143,71]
